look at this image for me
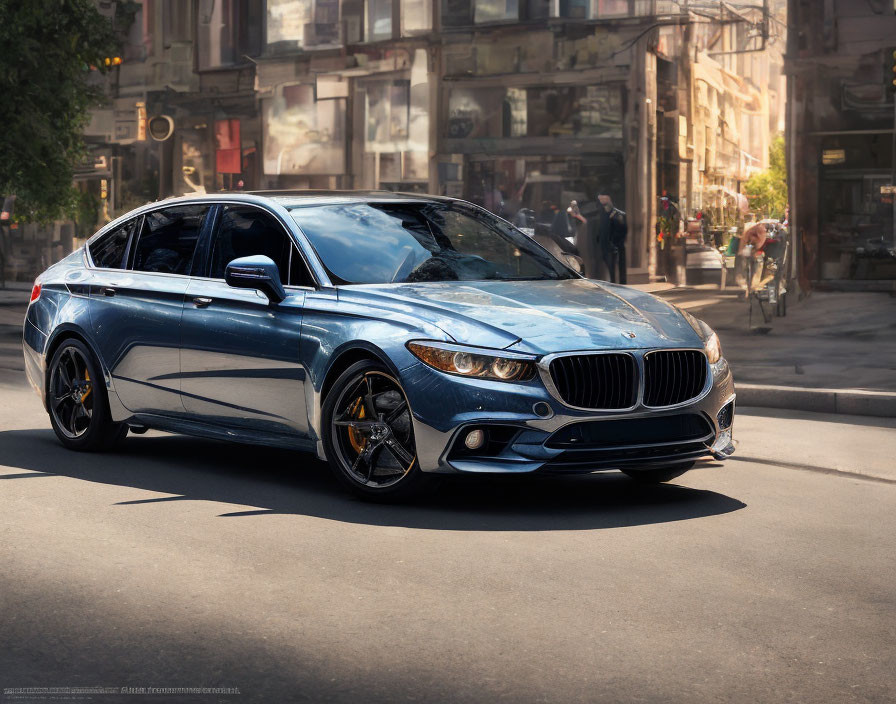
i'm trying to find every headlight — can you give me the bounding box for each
[680,309,723,365]
[704,331,722,365]
[407,341,537,382]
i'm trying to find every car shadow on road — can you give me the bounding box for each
[0,429,746,531]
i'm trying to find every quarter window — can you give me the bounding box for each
[89,219,137,269]
[133,206,210,274]
[210,206,313,286]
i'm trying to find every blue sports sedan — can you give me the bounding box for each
[23,192,735,500]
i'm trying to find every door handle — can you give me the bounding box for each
[192,296,213,308]
[102,287,116,297]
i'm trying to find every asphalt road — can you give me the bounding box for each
[1,373,895,703]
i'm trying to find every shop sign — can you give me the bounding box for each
[136,102,147,141]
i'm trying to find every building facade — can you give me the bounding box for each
[786,0,896,287]
[78,0,782,283]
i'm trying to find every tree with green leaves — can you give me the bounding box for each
[0,0,118,222]
[744,135,788,221]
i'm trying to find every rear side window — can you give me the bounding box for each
[89,219,137,269]
[133,206,210,274]
[210,206,311,286]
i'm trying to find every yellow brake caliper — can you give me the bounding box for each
[347,397,367,454]
[81,369,92,403]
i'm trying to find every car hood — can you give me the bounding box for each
[340,279,703,354]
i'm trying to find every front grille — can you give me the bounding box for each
[545,414,713,449]
[643,350,708,407]
[548,353,637,409]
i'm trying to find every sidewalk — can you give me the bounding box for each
[630,281,896,416]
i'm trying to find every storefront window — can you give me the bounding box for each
[142,0,155,57]
[263,84,346,175]
[366,82,410,143]
[266,0,339,49]
[366,0,393,41]
[558,0,589,19]
[442,0,473,26]
[445,85,623,140]
[358,49,430,188]
[446,88,506,139]
[817,135,896,280]
[475,0,519,22]
[197,0,262,70]
[162,0,191,44]
[529,86,623,138]
[462,157,625,233]
[596,0,631,16]
[401,0,432,33]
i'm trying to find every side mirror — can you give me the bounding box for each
[224,255,286,303]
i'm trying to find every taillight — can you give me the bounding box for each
[30,282,41,303]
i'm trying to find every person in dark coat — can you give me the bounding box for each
[594,193,628,284]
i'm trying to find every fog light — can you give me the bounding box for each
[464,429,486,450]
[533,401,553,418]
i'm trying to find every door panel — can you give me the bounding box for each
[89,270,190,414]
[87,209,209,415]
[179,280,307,435]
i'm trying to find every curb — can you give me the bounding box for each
[736,383,896,418]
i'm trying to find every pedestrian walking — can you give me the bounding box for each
[594,193,628,284]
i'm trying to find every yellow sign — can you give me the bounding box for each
[136,102,146,141]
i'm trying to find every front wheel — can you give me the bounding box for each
[621,461,695,485]
[46,339,127,451]
[321,360,437,501]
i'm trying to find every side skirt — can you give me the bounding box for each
[127,413,316,453]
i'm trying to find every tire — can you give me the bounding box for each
[321,359,438,502]
[46,338,127,452]
[621,461,695,485]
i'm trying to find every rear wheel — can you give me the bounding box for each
[47,339,127,451]
[322,360,437,501]
[621,461,694,485]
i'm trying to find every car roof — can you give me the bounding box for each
[258,190,450,208]
[137,190,453,210]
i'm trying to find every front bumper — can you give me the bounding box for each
[401,357,735,474]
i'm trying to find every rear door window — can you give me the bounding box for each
[133,205,210,274]
[89,218,137,269]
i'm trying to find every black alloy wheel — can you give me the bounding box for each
[47,339,127,451]
[621,461,695,485]
[322,360,436,501]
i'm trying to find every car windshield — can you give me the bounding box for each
[288,201,576,285]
